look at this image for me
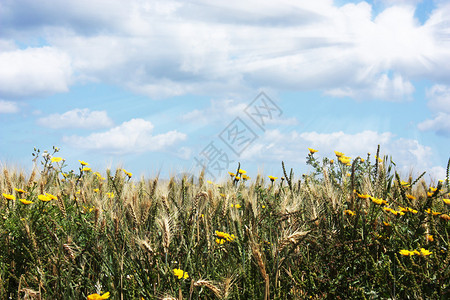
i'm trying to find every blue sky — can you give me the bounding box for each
[0,0,449,182]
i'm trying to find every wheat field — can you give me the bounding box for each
[1,146,449,299]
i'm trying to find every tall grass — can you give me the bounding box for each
[0,147,449,299]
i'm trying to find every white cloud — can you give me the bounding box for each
[418,84,450,136]
[0,100,19,114]
[240,129,443,179]
[1,0,448,100]
[63,118,186,154]
[37,108,113,129]
[417,112,450,136]
[0,47,72,99]
[425,84,450,114]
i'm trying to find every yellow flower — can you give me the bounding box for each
[406,194,416,200]
[216,238,225,244]
[383,221,391,227]
[262,205,266,208]
[228,172,235,177]
[242,174,250,180]
[334,151,344,157]
[420,248,432,256]
[14,188,27,194]
[106,192,114,198]
[93,188,100,193]
[122,169,132,178]
[235,176,241,181]
[268,175,277,182]
[173,268,189,279]
[238,169,246,174]
[38,194,52,202]
[357,193,371,199]
[371,197,387,205]
[2,193,15,200]
[79,160,89,166]
[338,157,351,165]
[330,159,334,164]
[45,193,58,200]
[439,214,450,221]
[19,199,33,205]
[344,209,356,216]
[443,199,450,205]
[427,192,433,197]
[215,231,235,242]
[234,204,241,209]
[400,181,410,187]
[426,235,434,242]
[399,249,412,256]
[207,180,213,184]
[429,187,438,192]
[360,158,365,163]
[81,167,91,172]
[51,157,63,163]
[87,292,110,300]
[220,193,226,198]
[308,148,318,154]
[407,207,418,214]
[425,208,441,216]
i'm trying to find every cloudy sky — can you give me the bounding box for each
[0,0,449,181]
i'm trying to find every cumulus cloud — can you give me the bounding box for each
[0,100,19,114]
[37,108,114,129]
[63,118,186,154]
[1,0,449,100]
[0,47,72,99]
[418,84,450,136]
[240,129,443,179]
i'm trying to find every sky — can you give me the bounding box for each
[0,0,449,182]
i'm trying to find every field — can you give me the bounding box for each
[1,147,449,299]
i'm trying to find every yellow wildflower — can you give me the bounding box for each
[268,175,277,182]
[79,160,89,166]
[93,188,100,193]
[238,169,246,174]
[439,214,450,221]
[383,221,391,227]
[426,235,434,242]
[334,151,344,157]
[207,180,213,184]
[38,194,52,202]
[2,193,15,200]
[215,231,235,242]
[406,194,416,200]
[216,238,225,244]
[357,193,371,199]
[81,167,91,172]
[173,268,189,279]
[19,199,33,205]
[45,193,57,200]
[308,148,318,154]
[122,169,132,178]
[51,157,63,163]
[400,181,410,187]
[429,187,438,192]
[371,197,387,205]
[14,188,27,194]
[234,204,241,209]
[443,199,450,205]
[87,292,110,300]
[330,159,334,164]
[242,174,250,180]
[106,192,114,198]
[399,249,412,256]
[228,172,235,177]
[344,209,356,216]
[235,176,241,181]
[425,208,441,216]
[420,248,432,256]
